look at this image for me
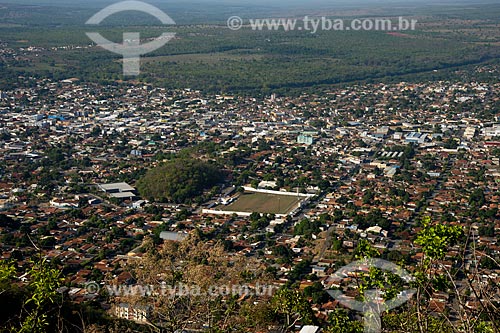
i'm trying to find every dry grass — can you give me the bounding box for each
[219,192,303,215]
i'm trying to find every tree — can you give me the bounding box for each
[271,288,315,331]
[0,214,20,229]
[411,217,498,333]
[324,309,363,333]
[294,218,322,239]
[414,217,463,260]
[0,258,62,333]
[112,235,275,332]
[353,239,380,260]
[137,158,224,203]
[303,282,330,305]
[19,259,62,333]
[0,260,15,292]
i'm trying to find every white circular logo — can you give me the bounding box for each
[86,1,176,76]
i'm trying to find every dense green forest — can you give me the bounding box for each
[136,158,224,204]
[1,2,500,94]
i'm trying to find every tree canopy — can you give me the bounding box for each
[137,158,224,204]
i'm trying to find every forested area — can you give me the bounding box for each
[1,2,500,94]
[136,158,224,204]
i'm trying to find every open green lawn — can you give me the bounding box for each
[220,192,303,215]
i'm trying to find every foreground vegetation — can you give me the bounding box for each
[1,217,498,332]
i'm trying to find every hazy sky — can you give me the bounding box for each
[4,0,495,5]
[3,0,497,25]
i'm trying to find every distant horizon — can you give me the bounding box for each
[2,0,499,19]
[2,0,499,30]
[2,0,498,6]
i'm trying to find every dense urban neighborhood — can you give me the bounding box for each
[0,64,499,331]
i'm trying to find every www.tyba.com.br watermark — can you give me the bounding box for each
[85,258,414,333]
[85,282,278,298]
[227,16,418,33]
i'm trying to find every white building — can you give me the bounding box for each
[482,125,500,138]
[98,182,137,200]
[115,303,150,323]
[299,326,320,333]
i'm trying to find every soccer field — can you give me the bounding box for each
[221,192,303,215]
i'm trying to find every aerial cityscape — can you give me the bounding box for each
[0,1,499,332]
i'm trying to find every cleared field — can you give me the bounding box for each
[220,192,304,215]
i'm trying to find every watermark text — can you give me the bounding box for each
[86,282,277,298]
[228,16,418,33]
